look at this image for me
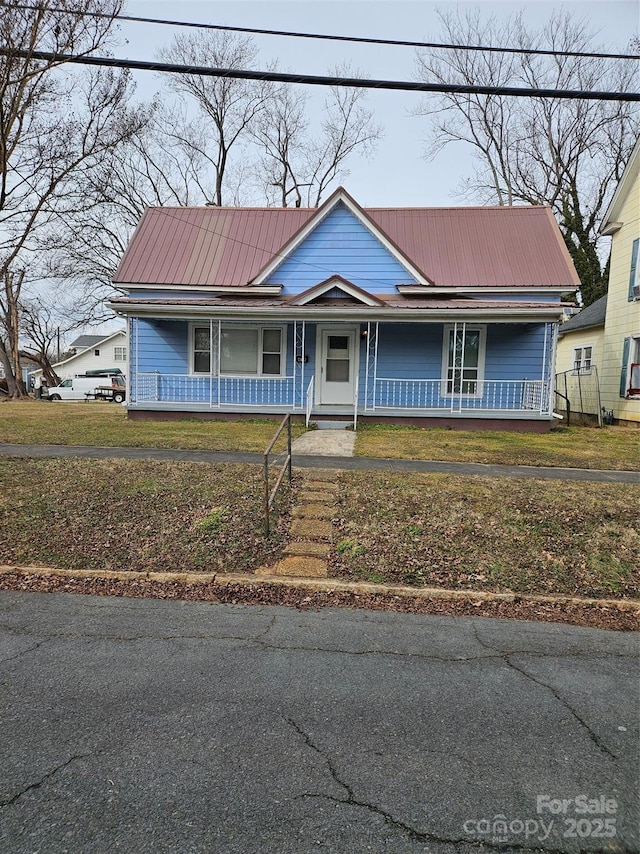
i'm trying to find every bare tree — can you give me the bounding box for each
[157,31,272,206]
[414,8,639,305]
[0,0,143,394]
[44,104,213,316]
[253,68,382,207]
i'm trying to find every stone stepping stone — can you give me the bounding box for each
[292,504,334,519]
[290,519,334,539]
[299,469,339,482]
[297,491,336,504]
[259,556,328,578]
[301,481,339,493]
[284,541,331,557]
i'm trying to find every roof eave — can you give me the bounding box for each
[397,285,574,295]
[113,283,283,296]
[107,302,563,323]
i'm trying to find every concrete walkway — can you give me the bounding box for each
[0,441,638,483]
[291,429,355,456]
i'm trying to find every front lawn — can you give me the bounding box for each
[1,457,637,602]
[0,402,304,452]
[331,471,639,600]
[0,458,290,574]
[1,402,638,470]
[355,423,640,471]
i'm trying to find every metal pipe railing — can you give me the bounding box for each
[263,414,292,536]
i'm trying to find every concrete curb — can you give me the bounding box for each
[1,564,638,612]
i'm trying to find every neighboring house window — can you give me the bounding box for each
[573,346,593,374]
[114,346,127,362]
[192,325,284,376]
[442,325,486,396]
[629,238,639,301]
[94,349,100,356]
[621,337,640,398]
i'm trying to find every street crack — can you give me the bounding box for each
[0,753,90,808]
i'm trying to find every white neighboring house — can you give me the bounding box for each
[32,330,127,385]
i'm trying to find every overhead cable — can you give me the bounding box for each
[2,47,639,102]
[5,2,640,61]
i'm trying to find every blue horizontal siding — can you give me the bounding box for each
[480,293,562,303]
[485,325,547,380]
[266,203,418,294]
[135,319,189,373]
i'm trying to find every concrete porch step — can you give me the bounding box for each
[311,420,352,430]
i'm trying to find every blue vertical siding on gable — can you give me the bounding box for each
[265,203,419,294]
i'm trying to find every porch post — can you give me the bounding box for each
[217,320,221,407]
[134,317,139,404]
[294,320,306,410]
[373,322,379,411]
[209,318,213,408]
[364,322,371,411]
[547,321,559,416]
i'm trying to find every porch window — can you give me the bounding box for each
[442,325,485,396]
[192,325,284,376]
[573,345,592,374]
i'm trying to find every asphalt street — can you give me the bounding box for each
[0,591,638,853]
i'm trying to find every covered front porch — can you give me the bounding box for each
[126,317,557,427]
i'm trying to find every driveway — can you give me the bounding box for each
[0,591,637,853]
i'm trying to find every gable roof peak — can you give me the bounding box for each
[250,187,434,287]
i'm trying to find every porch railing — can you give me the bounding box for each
[370,378,550,414]
[134,372,296,407]
[131,371,550,415]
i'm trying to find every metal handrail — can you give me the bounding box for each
[353,375,359,431]
[305,376,314,427]
[263,414,292,536]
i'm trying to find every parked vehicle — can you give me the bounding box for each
[45,374,126,403]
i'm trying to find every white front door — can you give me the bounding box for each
[317,327,358,405]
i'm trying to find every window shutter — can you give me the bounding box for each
[629,239,639,301]
[620,337,631,397]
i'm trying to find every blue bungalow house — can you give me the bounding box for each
[109,188,580,431]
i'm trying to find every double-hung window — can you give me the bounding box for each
[192,325,284,376]
[442,325,486,396]
[114,346,127,363]
[573,345,592,374]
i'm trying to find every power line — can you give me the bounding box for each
[6,2,640,62]
[2,47,639,102]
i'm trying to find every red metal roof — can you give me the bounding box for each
[114,201,580,289]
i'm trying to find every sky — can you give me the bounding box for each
[114,0,640,207]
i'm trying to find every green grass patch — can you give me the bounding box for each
[355,423,640,471]
[331,471,640,599]
[0,402,305,453]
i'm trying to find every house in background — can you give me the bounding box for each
[109,188,580,431]
[598,137,640,424]
[555,295,607,423]
[32,330,127,384]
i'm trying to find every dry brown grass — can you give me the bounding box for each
[332,471,639,599]
[355,423,640,470]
